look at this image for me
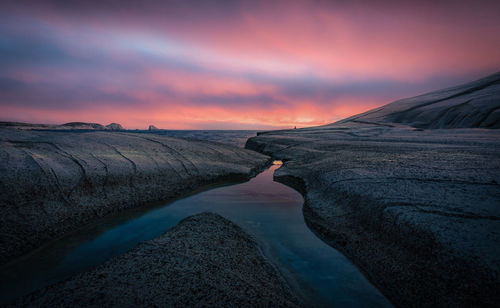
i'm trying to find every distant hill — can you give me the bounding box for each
[0,122,124,130]
[60,122,106,130]
[336,71,500,129]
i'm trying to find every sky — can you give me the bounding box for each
[1,0,499,129]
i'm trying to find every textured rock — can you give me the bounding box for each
[0,129,269,265]
[105,123,123,130]
[245,73,500,307]
[13,212,300,307]
[338,71,500,129]
[148,124,160,130]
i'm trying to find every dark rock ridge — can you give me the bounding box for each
[0,128,269,265]
[337,71,500,129]
[0,122,52,129]
[148,124,160,130]
[13,212,301,307]
[245,72,500,307]
[59,122,106,129]
[0,121,125,130]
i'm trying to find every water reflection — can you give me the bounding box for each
[0,164,391,307]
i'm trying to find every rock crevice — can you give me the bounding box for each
[0,129,269,265]
[245,72,500,306]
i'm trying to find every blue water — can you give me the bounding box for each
[0,163,391,307]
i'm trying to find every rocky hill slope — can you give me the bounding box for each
[337,71,500,128]
[246,72,500,307]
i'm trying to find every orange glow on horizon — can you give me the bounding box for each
[0,98,382,130]
[1,1,499,129]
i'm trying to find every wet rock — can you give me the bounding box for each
[0,129,269,265]
[14,212,301,307]
[245,72,500,307]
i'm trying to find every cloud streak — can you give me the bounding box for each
[1,0,499,129]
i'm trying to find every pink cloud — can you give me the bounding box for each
[1,1,499,129]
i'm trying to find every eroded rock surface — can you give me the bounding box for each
[0,129,269,265]
[14,212,300,307]
[246,73,500,307]
[338,71,500,129]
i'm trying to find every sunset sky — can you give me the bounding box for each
[1,0,499,129]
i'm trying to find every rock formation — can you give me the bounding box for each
[14,213,300,307]
[105,123,123,130]
[148,124,159,130]
[59,122,106,130]
[0,129,269,265]
[337,71,500,129]
[0,122,125,130]
[245,72,500,307]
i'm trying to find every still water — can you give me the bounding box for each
[0,163,391,307]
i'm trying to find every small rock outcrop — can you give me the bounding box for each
[105,123,123,130]
[15,213,300,307]
[148,124,159,130]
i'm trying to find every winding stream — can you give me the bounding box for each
[0,162,391,307]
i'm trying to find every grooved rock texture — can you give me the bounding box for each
[246,73,500,307]
[13,212,300,307]
[338,71,500,129]
[0,129,269,265]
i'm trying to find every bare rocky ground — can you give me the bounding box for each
[246,72,500,307]
[0,128,269,265]
[12,212,301,307]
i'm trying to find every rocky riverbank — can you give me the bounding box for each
[0,128,269,265]
[12,212,301,307]
[246,73,500,306]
